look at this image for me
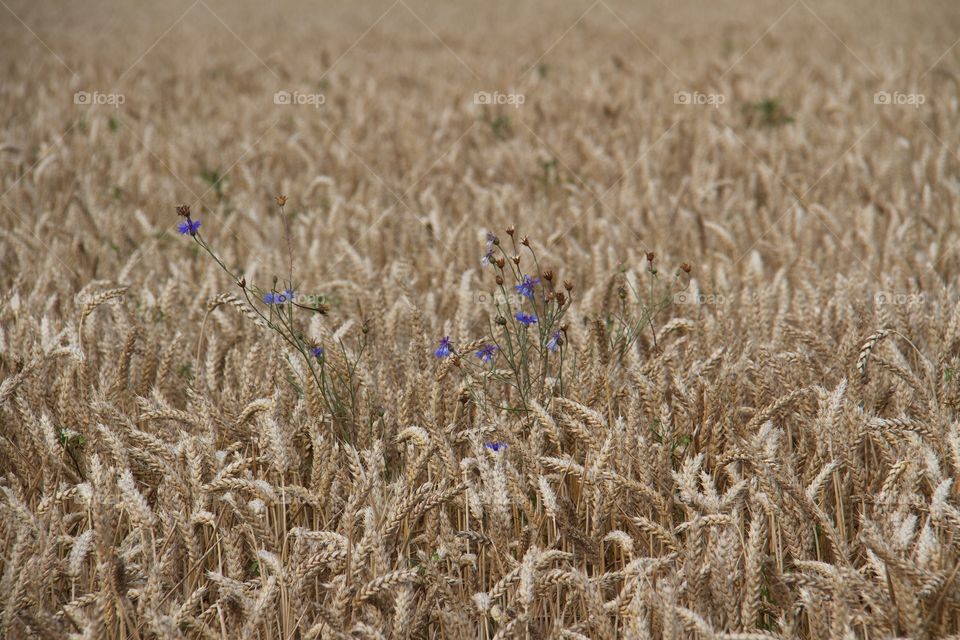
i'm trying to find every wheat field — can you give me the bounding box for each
[2,1,960,638]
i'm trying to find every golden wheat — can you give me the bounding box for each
[3,1,960,638]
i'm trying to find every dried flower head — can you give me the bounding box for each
[563,280,573,292]
[176,204,191,218]
[646,251,656,262]
[275,195,287,207]
[520,236,529,247]
[506,225,515,237]
[680,262,692,273]
[542,269,553,281]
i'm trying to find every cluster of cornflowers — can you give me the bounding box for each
[434,226,573,407]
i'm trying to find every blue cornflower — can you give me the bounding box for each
[311,346,324,359]
[476,343,497,363]
[435,336,453,358]
[547,330,562,352]
[485,441,507,452]
[178,219,201,235]
[480,247,495,266]
[515,312,538,326]
[264,289,295,304]
[514,274,540,300]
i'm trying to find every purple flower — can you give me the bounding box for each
[264,289,295,304]
[434,336,453,358]
[481,232,499,266]
[178,219,201,235]
[515,274,540,300]
[311,346,324,359]
[476,343,497,363]
[485,441,507,452]
[547,330,562,352]
[515,312,537,326]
